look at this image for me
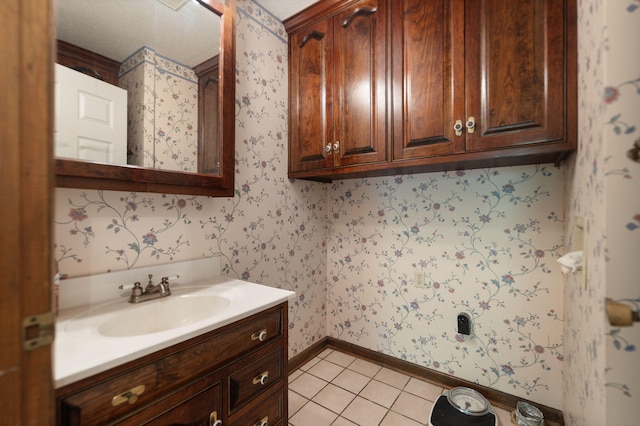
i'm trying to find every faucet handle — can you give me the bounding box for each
[160,276,170,290]
[160,275,180,288]
[119,282,143,295]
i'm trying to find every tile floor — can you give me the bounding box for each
[288,348,515,426]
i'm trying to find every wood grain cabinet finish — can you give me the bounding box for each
[288,0,387,174]
[286,0,576,181]
[56,303,288,426]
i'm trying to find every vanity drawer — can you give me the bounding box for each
[229,383,285,426]
[208,306,283,361]
[119,373,222,426]
[229,347,283,412]
[57,305,285,425]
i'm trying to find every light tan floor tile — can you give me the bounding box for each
[325,350,356,367]
[288,390,308,417]
[341,396,388,426]
[390,392,433,423]
[299,356,321,371]
[331,417,358,426]
[380,411,425,426]
[289,369,303,383]
[313,383,356,414]
[332,368,371,394]
[359,379,402,408]
[289,372,328,399]
[374,367,411,389]
[403,377,443,402]
[348,358,382,378]
[308,359,345,382]
[318,348,334,358]
[290,401,338,426]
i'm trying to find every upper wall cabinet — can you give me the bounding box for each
[288,0,387,175]
[286,0,577,181]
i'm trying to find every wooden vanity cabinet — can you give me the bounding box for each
[286,0,576,181]
[288,0,387,175]
[56,303,288,426]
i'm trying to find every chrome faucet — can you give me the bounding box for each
[119,274,173,303]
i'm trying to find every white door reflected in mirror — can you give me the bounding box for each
[55,64,128,165]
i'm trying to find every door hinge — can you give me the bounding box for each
[22,312,55,351]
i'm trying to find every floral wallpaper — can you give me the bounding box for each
[563,0,639,425]
[119,47,198,172]
[326,167,565,408]
[53,0,637,418]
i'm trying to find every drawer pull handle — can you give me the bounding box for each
[254,416,268,426]
[252,370,269,385]
[251,329,267,342]
[111,384,145,406]
[210,410,222,426]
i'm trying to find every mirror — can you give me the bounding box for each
[54,0,235,196]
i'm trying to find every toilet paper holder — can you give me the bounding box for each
[606,299,640,327]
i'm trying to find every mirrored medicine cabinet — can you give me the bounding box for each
[54,0,236,196]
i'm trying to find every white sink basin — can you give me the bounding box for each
[64,286,237,339]
[97,295,230,337]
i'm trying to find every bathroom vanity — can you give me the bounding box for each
[54,259,294,425]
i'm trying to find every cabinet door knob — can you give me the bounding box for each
[453,120,464,136]
[210,410,222,426]
[325,143,332,153]
[253,416,268,426]
[333,141,340,152]
[251,329,267,342]
[252,370,270,385]
[466,116,476,134]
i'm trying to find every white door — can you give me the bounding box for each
[55,63,127,164]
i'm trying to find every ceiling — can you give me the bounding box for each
[55,0,321,68]
[255,0,320,21]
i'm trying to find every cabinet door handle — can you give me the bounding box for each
[299,30,325,48]
[325,143,332,153]
[453,120,464,136]
[111,384,145,406]
[252,370,269,385]
[466,116,476,134]
[342,7,377,28]
[251,329,267,342]
[333,141,340,152]
[253,416,268,426]
[210,410,222,426]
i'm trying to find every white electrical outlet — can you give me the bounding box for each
[413,270,425,288]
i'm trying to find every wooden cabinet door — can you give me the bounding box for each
[391,0,465,161]
[464,0,566,151]
[332,0,387,167]
[289,18,335,173]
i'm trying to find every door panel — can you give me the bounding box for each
[1,0,55,424]
[392,0,465,161]
[289,19,334,172]
[465,0,565,151]
[333,0,387,166]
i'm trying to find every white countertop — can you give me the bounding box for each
[54,276,295,388]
